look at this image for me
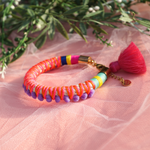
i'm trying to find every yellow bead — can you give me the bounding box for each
[93,76,103,87]
[66,55,72,65]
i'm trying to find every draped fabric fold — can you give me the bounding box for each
[0,4,150,150]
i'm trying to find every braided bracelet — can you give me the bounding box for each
[23,55,111,103]
[23,42,147,103]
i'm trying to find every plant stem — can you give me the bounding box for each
[0,25,33,62]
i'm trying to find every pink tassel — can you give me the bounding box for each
[109,42,146,74]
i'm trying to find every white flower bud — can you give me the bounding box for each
[127,11,130,14]
[11,5,15,9]
[37,24,41,29]
[2,16,7,21]
[92,10,96,13]
[15,1,19,5]
[8,15,12,18]
[89,7,93,12]
[117,0,122,3]
[94,6,100,11]
[121,3,125,7]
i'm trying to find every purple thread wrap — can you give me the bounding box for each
[24,86,27,93]
[38,94,44,101]
[64,95,70,102]
[80,93,88,100]
[26,89,31,96]
[73,95,80,102]
[71,55,80,64]
[31,92,37,99]
[55,95,61,103]
[46,95,52,102]
[88,89,95,98]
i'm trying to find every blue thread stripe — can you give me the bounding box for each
[61,56,67,65]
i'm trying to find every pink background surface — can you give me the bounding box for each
[0,4,150,150]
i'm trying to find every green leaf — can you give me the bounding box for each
[135,17,150,21]
[68,22,87,42]
[29,5,45,9]
[14,7,27,16]
[48,17,55,40]
[102,23,118,28]
[108,15,121,21]
[98,0,104,17]
[64,5,88,15]
[83,0,89,5]
[18,4,29,9]
[54,18,69,40]
[11,14,23,20]
[83,10,102,19]
[18,20,30,32]
[119,14,132,22]
[89,23,108,34]
[137,20,150,28]
[110,1,115,10]
[11,49,26,63]
[104,13,112,18]
[77,8,89,18]
[27,26,49,44]
[79,22,87,35]
[4,39,14,46]
[27,8,35,17]
[39,16,47,24]
[7,22,22,34]
[89,20,103,25]
[35,34,47,49]
[119,9,133,23]
[31,14,47,33]
[0,4,4,12]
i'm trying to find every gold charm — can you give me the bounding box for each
[121,79,131,86]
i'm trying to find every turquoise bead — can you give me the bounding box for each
[97,72,107,83]
[90,73,107,89]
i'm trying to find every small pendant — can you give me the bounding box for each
[121,79,131,86]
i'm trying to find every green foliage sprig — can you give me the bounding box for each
[0,0,150,78]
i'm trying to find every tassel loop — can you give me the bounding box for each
[109,61,121,73]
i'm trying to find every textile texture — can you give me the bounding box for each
[0,4,150,150]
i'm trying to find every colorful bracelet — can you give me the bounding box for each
[23,42,147,103]
[23,55,111,103]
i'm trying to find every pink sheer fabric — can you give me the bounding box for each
[0,4,150,150]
